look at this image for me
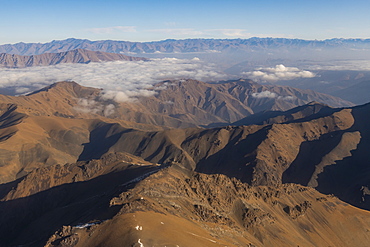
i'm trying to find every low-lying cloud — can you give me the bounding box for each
[307,60,370,71]
[251,90,295,101]
[251,91,277,99]
[243,64,315,82]
[0,58,228,101]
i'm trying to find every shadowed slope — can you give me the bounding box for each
[0,152,162,246]
[73,102,370,210]
[1,159,370,247]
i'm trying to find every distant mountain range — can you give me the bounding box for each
[0,49,146,68]
[1,37,370,56]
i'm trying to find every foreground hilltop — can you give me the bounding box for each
[1,155,370,246]
[0,49,146,68]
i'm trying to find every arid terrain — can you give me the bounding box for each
[0,80,369,246]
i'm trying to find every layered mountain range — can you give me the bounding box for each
[0,49,146,68]
[1,38,370,56]
[0,81,369,246]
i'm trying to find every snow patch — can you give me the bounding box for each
[135,225,143,231]
[74,221,103,229]
[119,169,161,187]
[138,239,144,247]
[186,231,217,243]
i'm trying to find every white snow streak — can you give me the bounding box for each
[186,231,217,243]
[138,239,144,247]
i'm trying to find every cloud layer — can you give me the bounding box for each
[0,58,227,101]
[243,64,315,82]
[307,60,370,71]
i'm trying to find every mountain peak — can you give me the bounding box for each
[26,81,101,100]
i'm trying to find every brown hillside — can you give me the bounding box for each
[0,160,369,246]
[0,80,353,128]
[70,102,370,211]
[0,82,368,246]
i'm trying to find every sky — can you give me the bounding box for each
[1,0,370,45]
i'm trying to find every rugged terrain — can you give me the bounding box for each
[0,49,145,68]
[0,80,354,184]
[0,81,369,246]
[1,155,370,247]
[58,100,369,211]
[0,79,352,127]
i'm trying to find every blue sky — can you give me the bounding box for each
[1,0,370,44]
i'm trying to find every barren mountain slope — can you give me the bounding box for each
[1,158,370,247]
[145,79,353,126]
[0,49,145,68]
[74,102,369,211]
[232,101,338,126]
[0,101,163,183]
[0,81,365,207]
[0,80,352,128]
[0,82,369,246]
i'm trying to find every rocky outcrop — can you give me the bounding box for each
[1,161,370,246]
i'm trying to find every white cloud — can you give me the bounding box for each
[243,64,315,82]
[103,104,116,117]
[149,28,203,36]
[278,95,295,101]
[87,26,137,34]
[14,87,31,94]
[207,29,252,38]
[0,58,227,102]
[307,60,370,71]
[251,91,277,98]
[164,22,177,27]
[251,91,295,101]
[74,98,116,117]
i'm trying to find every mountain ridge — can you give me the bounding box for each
[0,49,146,68]
[0,80,353,129]
[2,37,370,55]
